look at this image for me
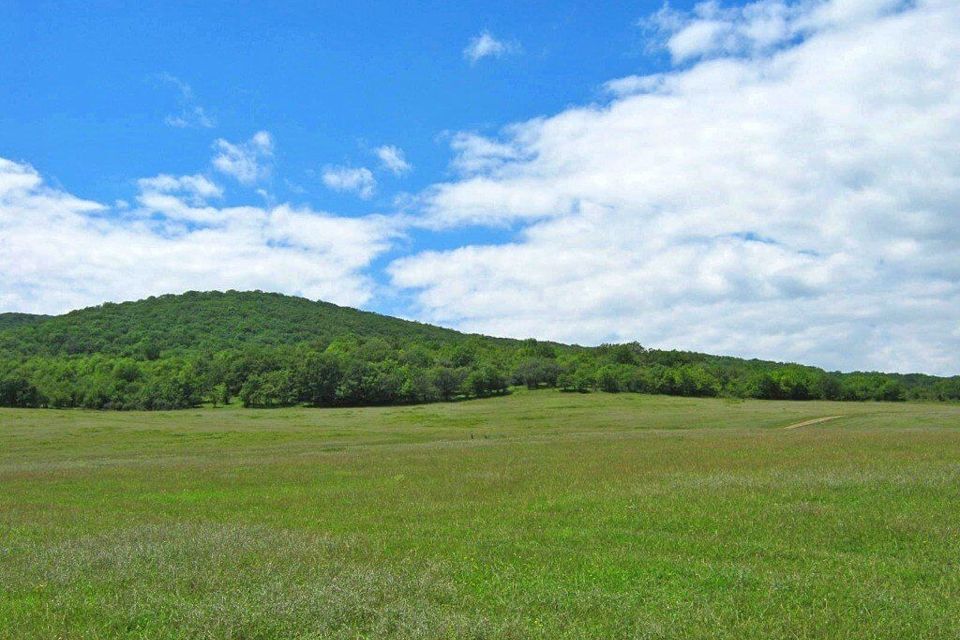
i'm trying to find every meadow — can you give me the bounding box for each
[2,391,959,638]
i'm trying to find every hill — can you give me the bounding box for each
[0,312,50,332]
[0,290,957,410]
[0,290,481,358]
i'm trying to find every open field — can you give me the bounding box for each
[2,391,960,638]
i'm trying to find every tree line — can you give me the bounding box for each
[1,337,958,410]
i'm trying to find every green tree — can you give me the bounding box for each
[240,370,297,408]
[431,366,465,401]
[467,366,508,397]
[296,352,342,406]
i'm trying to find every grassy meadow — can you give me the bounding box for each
[2,391,959,638]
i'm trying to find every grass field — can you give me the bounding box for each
[2,391,960,639]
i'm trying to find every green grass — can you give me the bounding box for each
[2,391,959,638]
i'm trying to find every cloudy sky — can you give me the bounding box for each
[2,0,958,375]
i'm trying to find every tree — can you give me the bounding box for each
[874,380,905,402]
[431,366,464,401]
[0,376,42,407]
[514,358,561,389]
[572,367,595,393]
[112,360,142,383]
[400,366,438,403]
[519,339,557,360]
[466,366,508,397]
[605,342,646,365]
[240,370,297,408]
[596,365,622,393]
[450,343,478,368]
[211,382,230,407]
[296,352,341,406]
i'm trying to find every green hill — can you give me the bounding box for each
[0,290,957,410]
[0,312,50,332]
[0,290,489,358]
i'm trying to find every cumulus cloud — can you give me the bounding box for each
[391,0,960,375]
[212,131,274,184]
[158,73,215,129]
[463,31,519,63]
[136,174,223,205]
[375,145,412,176]
[0,157,395,315]
[446,132,530,176]
[321,166,376,199]
[642,0,911,63]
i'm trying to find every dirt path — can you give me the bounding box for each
[783,416,841,430]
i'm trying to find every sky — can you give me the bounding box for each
[1,0,959,376]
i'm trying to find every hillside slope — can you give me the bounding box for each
[0,290,489,358]
[0,290,957,410]
[0,312,50,332]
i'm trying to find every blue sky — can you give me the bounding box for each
[1,1,682,212]
[2,0,959,375]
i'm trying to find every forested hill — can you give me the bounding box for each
[0,312,50,332]
[0,290,487,358]
[0,290,957,410]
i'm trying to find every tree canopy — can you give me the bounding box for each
[0,291,956,410]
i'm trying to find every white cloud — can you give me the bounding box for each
[375,145,412,176]
[212,131,274,184]
[158,73,215,129]
[390,0,960,375]
[321,166,376,199]
[803,0,912,30]
[603,74,667,97]
[0,158,395,315]
[165,106,215,129]
[136,174,223,205]
[0,158,44,193]
[463,31,519,63]
[640,1,798,62]
[447,131,528,176]
[642,0,913,63]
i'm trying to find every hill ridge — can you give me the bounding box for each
[0,290,957,409]
[0,290,501,359]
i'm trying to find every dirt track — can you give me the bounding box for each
[783,416,841,430]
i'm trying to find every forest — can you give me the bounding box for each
[1,291,957,410]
